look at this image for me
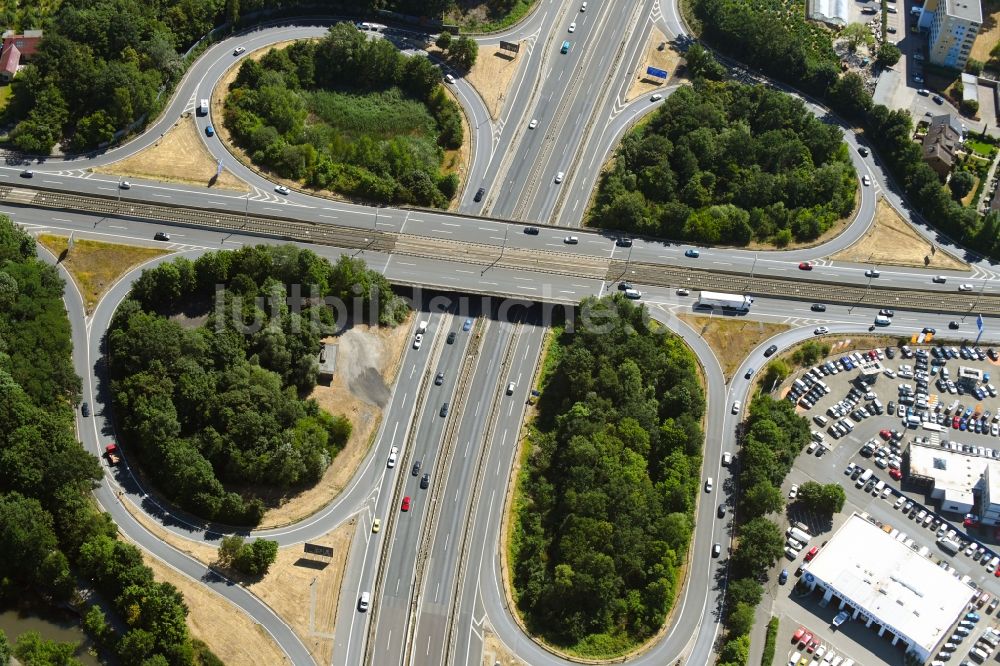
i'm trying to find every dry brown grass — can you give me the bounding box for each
[247,520,355,665]
[136,549,290,666]
[972,3,1000,62]
[465,44,523,119]
[255,319,411,528]
[482,629,526,666]
[831,198,969,270]
[626,26,684,101]
[93,115,248,192]
[677,315,790,380]
[36,234,169,314]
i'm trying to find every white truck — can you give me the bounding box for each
[198,99,209,116]
[696,291,754,311]
[786,527,811,544]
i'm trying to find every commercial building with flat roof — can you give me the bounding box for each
[802,513,975,662]
[909,440,981,514]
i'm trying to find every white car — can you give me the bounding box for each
[275,185,290,195]
[445,74,455,84]
[387,446,398,468]
[528,119,538,129]
[789,484,799,499]
[650,93,663,101]
[413,333,423,349]
[814,326,829,335]
[564,235,579,244]
[119,180,131,189]
[959,283,974,292]
[722,452,733,466]
[862,175,871,186]
[732,400,741,415]
[568,22,576,32]
[554,171,564,184]
[233,46,246,55]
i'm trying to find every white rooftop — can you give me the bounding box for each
[809,0,848,25]
[909,441,985,498]
[806,514,974,654]
[946,0,983,23]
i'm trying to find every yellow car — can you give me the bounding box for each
[372,518,381,533]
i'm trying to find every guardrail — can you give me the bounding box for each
[403,315,489,665]
[6,184,1000,315]
[442,317,522,664]
[362,315,445,663]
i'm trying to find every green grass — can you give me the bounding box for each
[0,85,12,115]
[761,616,779,666]
[306,88,436,140]
[967,139,997,159]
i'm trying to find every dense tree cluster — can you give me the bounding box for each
[719,396,811,666]
[796,481,846,516]
[109,245,406,524]
[692,0,1000,261]
[434,30,479,70]
[510,296,705,656]
[224,23,463,207]
[218,535,279,577]
[590,82,856,246]
[0,216,210,665]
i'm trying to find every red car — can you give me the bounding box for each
[799,262,813,270]
[800,631,813,648]
[806,638,819,653]
[793,627,805,643]
[889,468,902,480]
[953,415,962,429]
[401,496,411,512]
[804,546,819,562]
[879,429,892,440]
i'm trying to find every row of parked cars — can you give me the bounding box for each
[789,625,856,666]
[934,620,999,664]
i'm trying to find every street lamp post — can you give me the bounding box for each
[117,176,122,202]
[244,192,250,227]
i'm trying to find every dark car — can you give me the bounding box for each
[615,237,633,247]
[933,94,944,104]
[473,187,485,202]
[205,125,214,137]
[684,249,700,258]
[81,402,90,417]
[718,504,727,518]
[524,227,540,235]
[618,281,633,290]
[858,146,869,156]
[447,331,456,344]
[923,327,936,334]
[19,169,33,178]
[744,368,754,380]
[153,232,171,241]
[764,344,778,357]
[435,371,445,385]
[811,303,827,312]
[990,348,999,361]
[420,473,430,489]
[411,460,421,476]
[950,321,960,329]
[779,569,789,584]
[440,403,449,417]
[885,347,896,359]
[879,309,895,317]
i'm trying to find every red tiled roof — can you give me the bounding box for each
[2,34,41,58]
[0,44,20,76]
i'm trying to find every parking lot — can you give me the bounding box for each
[768,339,1000,664]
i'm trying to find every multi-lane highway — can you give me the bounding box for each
[13,0,1000,664]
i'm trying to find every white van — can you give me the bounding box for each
[358,591,370,612]
[969,647,988,663]
[875,315,891,326]
[198,98,209,116]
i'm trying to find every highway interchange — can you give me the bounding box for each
[10,0,1000,664]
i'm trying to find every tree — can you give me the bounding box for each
[727,601,756,636]
[876,42,901,67]
[448,36,479,70]
[731,517,785,578]
[966,58,984,75]
[797,482,846,516]
[217,535,245,567]
[950,171,976,200]
[435,30,452,50]
[761,360,790,391]
[0,630,10,666]
[841,23,873,52]
[683,43,727,80]
[961,98,980,117]
[233,539,278,576]
[741,480,784,518]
